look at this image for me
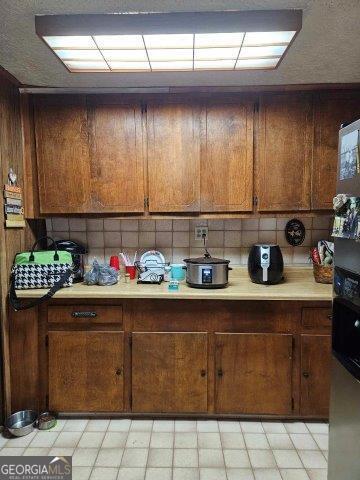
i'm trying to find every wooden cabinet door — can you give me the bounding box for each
[34,96,91,214]
[258,93,313,211]
[132,332,208,413]
[215,333,293,414]
[88,100,145,212]
[147,103,200,212]
[200,101,254,212]
[300,334,331,417]
[48,331,124,412]
[313,92,360,209]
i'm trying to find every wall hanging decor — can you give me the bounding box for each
[3,168,25,228]
[285,218,305,246]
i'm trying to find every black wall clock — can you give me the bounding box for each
[285,219,306,246]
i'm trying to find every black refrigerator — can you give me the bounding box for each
[328,118,360,480]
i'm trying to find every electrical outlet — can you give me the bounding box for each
[195,226,208,240]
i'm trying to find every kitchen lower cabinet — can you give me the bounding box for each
[131,332,208,413]
[215,333,294,414]
[48,331,124,412]
[300,334,331,417]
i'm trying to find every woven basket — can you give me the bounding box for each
[313,263,333,284]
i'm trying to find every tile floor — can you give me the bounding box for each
[1,419,329,480]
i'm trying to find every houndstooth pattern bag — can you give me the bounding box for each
[12,263,73,289]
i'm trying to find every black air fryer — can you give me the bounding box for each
[248,244,284,285]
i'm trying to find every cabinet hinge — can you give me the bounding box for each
[45,335,49,348]
[128,334,132,347]
[144,197,149,208]
[291,397,295,411]
[253,196,258,207]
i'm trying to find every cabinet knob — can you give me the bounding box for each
[115,368,122,376]
[217,369,223,377]
[200,369,206,377]
[303,372,309,378]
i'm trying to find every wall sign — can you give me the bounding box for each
[3,168,25,228]
[285,218,306,246]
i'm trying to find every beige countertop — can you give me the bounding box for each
[16,266,332,301]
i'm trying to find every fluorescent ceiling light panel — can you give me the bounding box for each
[37,11,301,72]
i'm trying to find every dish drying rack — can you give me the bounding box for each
[135,259,169,284]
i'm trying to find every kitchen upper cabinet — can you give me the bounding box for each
[215,333,293,414]
[88,100,145,212]
[258,93,313,211]
[34,96,91,214]
[200,101,254,212]
[300,334,331,417]
[312,92,360,209]
[48,331,124,412]
[132,332,208,413]
[147,102,201,212]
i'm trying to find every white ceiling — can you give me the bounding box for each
[0,0,359,88]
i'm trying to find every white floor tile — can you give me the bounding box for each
[175,421,197,432]
[199,448,225,468]
[198,433,221,449]
[241,422,264,433]
[63,420,89,432]
[199,468,227,480]
[226,468,254,480]
[86,420,110,432]
[223,449,251,468]
[145,467,172,480]
[95,448,124,467]
[218,421,241,433]
[147,448,173,467]
[29,431,59,448]
[266,434,293,450]
[102,432,128,448]
[175,433,197,449]
[262,423,286,434]
[0,436,8,448]
[244,433,270,450]
[272,449,303,468]
[117,467,145,480]
[253,469,282,480]
[54,431,82,448]
[284,423,308,434]
[50,419,67,432]
[174,449,198,467]
[48,447,75,457]
[312,434,328,451]
[130,420,153,432]
[78,432,105,449]
[108,420,131,432]
[150,432,174,449]
[290,434,318,450]
[72,466,92,480]
[0,448,25,456]
[196,421,219,432]
[280,469,310,480]
[305,424,328,435]
[173,467,200,480]
[220,432,245,449]
[152,420,174,432]
[298,451,327,469]
[72,448,99,467]
[5,431,36,447]
[121,448,148,467]
[306,469,328,480]
[23,447,49,456]
[126,432,151,449]
[248,449,277,468]
[90,467,118,480]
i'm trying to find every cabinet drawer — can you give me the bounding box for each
[48,305,123,325]
[302,307,332,333]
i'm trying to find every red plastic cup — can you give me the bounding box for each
[109,255,120,271]
[125,265,136,280]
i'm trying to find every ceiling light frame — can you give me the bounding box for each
[36,10,302,73]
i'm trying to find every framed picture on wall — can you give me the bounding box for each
[339,129,360,180]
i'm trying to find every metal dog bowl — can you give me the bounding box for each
[5,410,38,437]
[38,412,57,430]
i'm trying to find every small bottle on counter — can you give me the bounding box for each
[168,280,179,291]
[124,273,131,284]
[164,265,172,282]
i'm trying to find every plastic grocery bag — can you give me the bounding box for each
[84,259,118,286]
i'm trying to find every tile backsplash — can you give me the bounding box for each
[46,216,332,266]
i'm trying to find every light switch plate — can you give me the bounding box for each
[195,226,208,240]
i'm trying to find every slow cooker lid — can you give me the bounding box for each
[183,256,230,265]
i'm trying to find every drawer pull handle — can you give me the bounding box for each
[217,369,223,377]
[200,369,206,377]
[72,311,97,318]
[115,368,122,376]
[303,372,309,378]
[327,314,333,321]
